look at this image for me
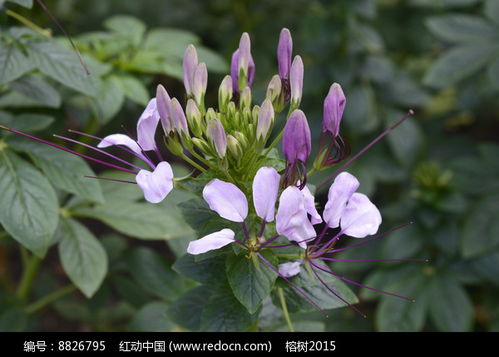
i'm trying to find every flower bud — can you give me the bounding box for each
[240,86,252,111]
[183,44,198,96]
[156,84,172,134]
[226,134,243,160]
[323,82,346,138]
[192,62,207,106]
[234,131,249,150]
[256,99,274,141]
[186,99,203,137]
[164,134,184,156]
[290,55,304,107]
[218,75,233,112]
[227,101,237,120]
[277,28,293,81]
[282,109,311,164]
[207,118,227,158]
[266,75,282,102]
[192,137,211,154]
[205,107,217,122]
[170,98,189,136]
[231,33,255,93]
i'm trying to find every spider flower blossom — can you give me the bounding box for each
[0,98,174,204]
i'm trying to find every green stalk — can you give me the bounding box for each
[25,285,77,314]
[278,287,295,332]
[16,249,42,300]
[6,10,51,38]
[180,153,206,172]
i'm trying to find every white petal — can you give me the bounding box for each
[279,261,302,278]
[97,133,143,155]
[252,166,280,222]
[323,171,360,228]
[341,193,382,238]
[276,186,316,249]
[187,229,235,255]
[301,184,322,225]
[203,179,248,222]
[136,98,160,151]
[136,161,174,203]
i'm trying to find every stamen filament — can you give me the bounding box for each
[319,257,429,263]
[84,176,137,184]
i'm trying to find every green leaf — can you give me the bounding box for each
[428,275,473,331]
[98,170,143,202]
[200,283,254,332]
[0,150,58,257]
[56,217,108,297]
[167,285,214,331]
[26,40,98,96]
[0,40,35,85]
[376,270,429,332]
[93,76,125,122]
[5,0,33,8]
[461,194,499,258]
[0,112,54,133]
[129,302,175,332]
[485,0,499,26]
[386,110,423,167]
[74,201,190,240]
[471,252,499,286]
[125,247,187,302]
[173,253,226,284]
[0,308,29,332]
[111,275,151,308]
[344,85,378,134]
[487,56,499,86]
[276,262,358,313]
[113,75,150,106]
[196,47,229,73]
[426,15,499,43]
[424,44,498,88]
[104,15,146,47]
[144,28,200,58]
[411,0,480,8]
[9,139,104,203]
[226,251,278,313]
[10,74,61,108]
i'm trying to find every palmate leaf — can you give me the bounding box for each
[0,150,58,257]
[426,15,499,43]
[0,39,35,85]
[9,74,61,108]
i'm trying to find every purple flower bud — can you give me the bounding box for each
[290,55,304,105]
[257,99,274,140]
[156,84,172,133]
[207,118,227,158]
[282,109,311,164]
[170,98,189,135]
[230,33,255,93]
[186,99,202,137]
[323,83,346,137]
[218,75,233,109]
[277,28,293,81]
[183,44,198,95]
[192,62,207,105]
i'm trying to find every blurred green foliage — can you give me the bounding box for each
[0,0,498,332]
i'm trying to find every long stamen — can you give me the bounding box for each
[317,110,414,191]
[256,252,327,316]
[258,220,267,238]
[320,222,413,256]
[0,126,138,174]
[319,257,429,263]
[309,261,366,318]
[54,134,143,171]
[310,260,414,301]
[85,176,137,184]
[68,129,156,169]
[259,234,281,248]
[263,236,316,249]
[310,224,330,252]
[312,230,343,257]
[241,222,250,241]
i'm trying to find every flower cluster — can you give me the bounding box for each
[0,27,420,316]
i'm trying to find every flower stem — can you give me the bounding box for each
[25,285,77,314]
[277,287,295,332]
[16,248,42,300]
[180,153,206,172]
[263,129,284,157]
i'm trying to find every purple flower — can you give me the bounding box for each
[135,161,174,204]
[156,84,172,134]
[256,99,274,141]
[183,44,198,96]
[289,55,304,106]
[231,33,255,93]
[206,118,227,158]
[323,83,346,137]
[169,98,189,136]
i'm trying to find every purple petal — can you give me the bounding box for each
[323,82,346,137]
[323,171,359,228]
[230,49,240,93]
[301,185,322,225]
[97,133,143,156]
[282,109,311,164]
[135,161,174,203]
[206,118,227,158]
[238,32,251,74]
[187,229,235,255]
[277,28,293,80]
[193,62,207,104]
[252,166,280,222]
[341,192,382,238]
[290,55,303,104]
[183,44,198,95]
[256,99,274,140]
[203,179,248,222]
[170,98,189,135]
[156,84,172,132]
[279,261,301,278]
[136,98,160,151]
[276,186,316,248]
